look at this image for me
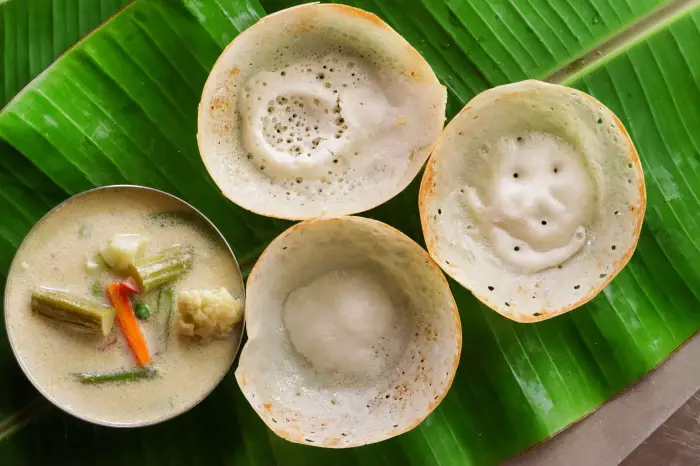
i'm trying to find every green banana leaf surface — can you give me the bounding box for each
[0,0,699,464]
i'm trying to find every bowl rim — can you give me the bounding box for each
[3,184,246,428]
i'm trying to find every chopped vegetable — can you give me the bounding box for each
[119,277,142,295]
[177,288,243,341]
[106,283,151,366]
[134,302,150,320]
[74,367,157,384]
[128,245,193,292]
[101,234,146,273]
[90,281,104,297]
[159,285,173,326]
[32,287,116,336]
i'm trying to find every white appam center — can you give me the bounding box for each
[283,270,403,379]
[466,132,595,273]
[240,53,397,179]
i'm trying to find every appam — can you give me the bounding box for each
[236,216,461,447]
[198,4,446,219]
[420,80,645,322]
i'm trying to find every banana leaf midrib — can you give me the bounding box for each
[549,0,700,83]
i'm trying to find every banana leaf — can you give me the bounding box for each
[0,0,133,106]
[0,0,699,464]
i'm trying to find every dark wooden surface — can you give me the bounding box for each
[622,391,700,466]
[505,334,700,466]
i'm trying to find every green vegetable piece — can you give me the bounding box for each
[90,281,104,297]
[32,287,116,336]
[74,367,157,384]
[129,245,194,292]
[134,302,150,320]
[160,287,174,342]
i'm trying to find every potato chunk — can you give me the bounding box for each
[100,234,145,273]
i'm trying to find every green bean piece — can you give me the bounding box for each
[128,245,194,292]
[32,287,116,336]
[162,287,174,342]
[74,367,157,384]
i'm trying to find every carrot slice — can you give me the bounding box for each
[106,283,151,366]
